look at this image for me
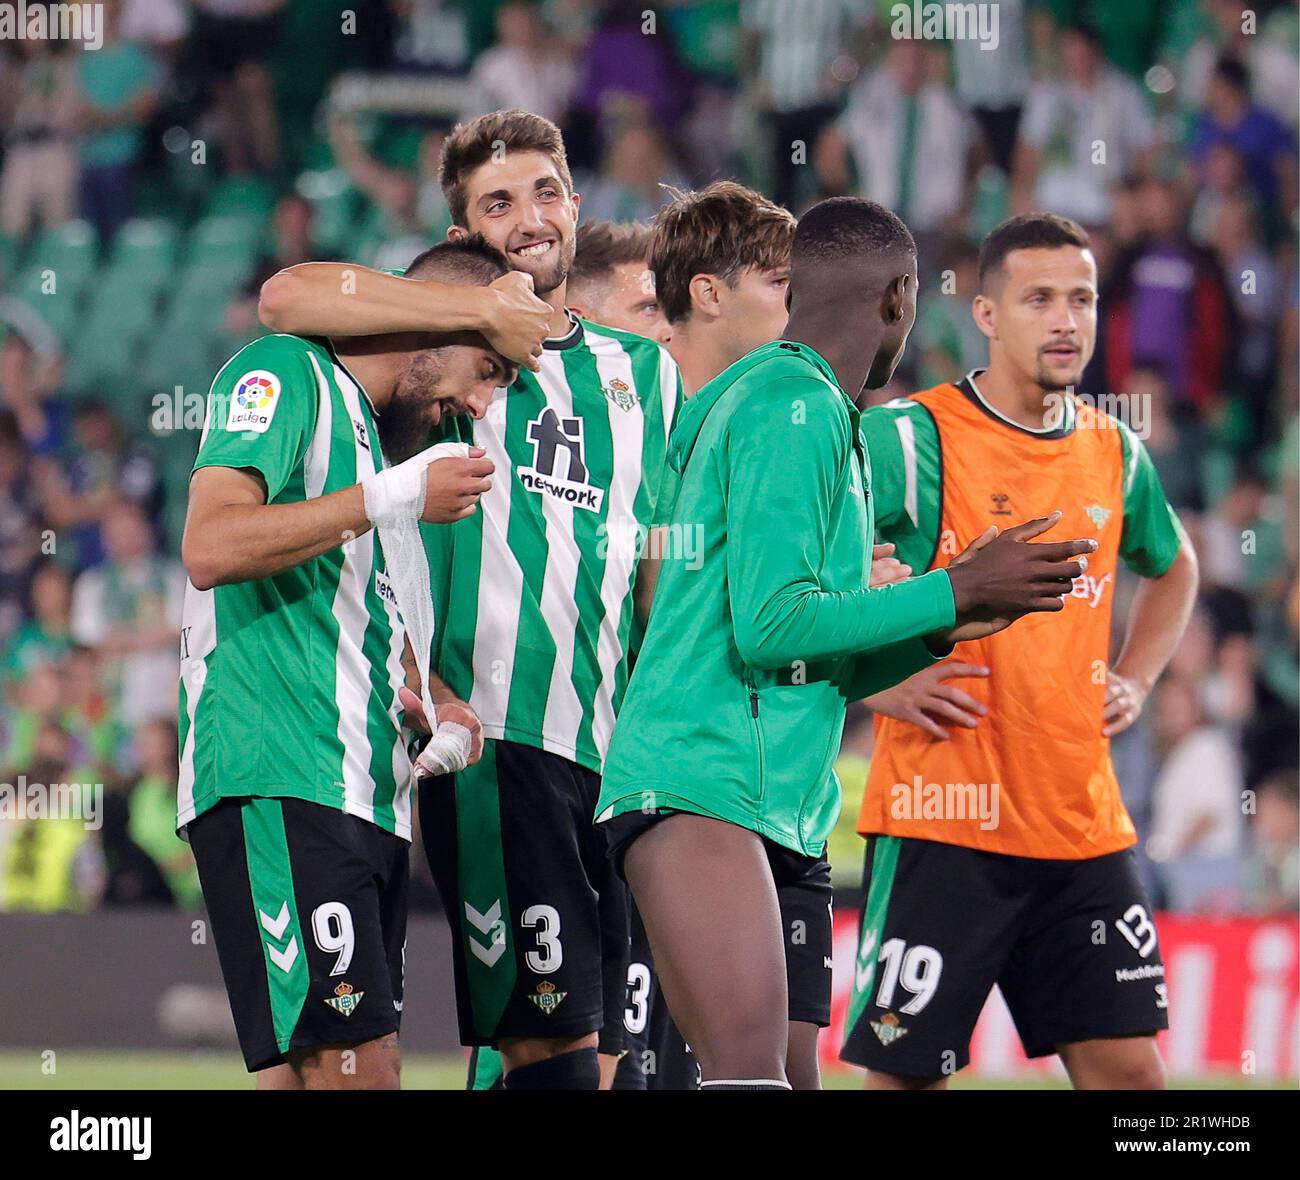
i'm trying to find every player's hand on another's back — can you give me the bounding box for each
[941,512,1096,643]
[869,542,911,587]
[484,272,549,372]
[865,661,990,740]
[422,447,494,523]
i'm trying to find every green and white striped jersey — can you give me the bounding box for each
[424,314,682,773]
[178,334,414,839]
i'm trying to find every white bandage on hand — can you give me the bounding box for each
[361,441,474,777]
[415,721,473,777]
[361,440,470,528]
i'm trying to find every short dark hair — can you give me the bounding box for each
[438,109,573,227]
[569,221,653,295]
[649,181,795,324]
[404,234,511,284]
[978,212,1090,288]
[791,197,916,268]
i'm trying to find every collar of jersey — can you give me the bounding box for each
[961,369,1075,439]
[321,337,379,414]
[545,310,584,351]
[766,339,843,394]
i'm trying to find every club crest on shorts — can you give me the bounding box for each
[324,981,365,1017]
[870,1011,908,1046]
[528,980,567,1015]
[603,377,638,412]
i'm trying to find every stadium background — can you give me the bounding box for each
[0,0,1295,1088]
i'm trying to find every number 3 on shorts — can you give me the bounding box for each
[522,904,563,974]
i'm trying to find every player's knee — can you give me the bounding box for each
[499,1032,598,1074]
[1066,1039,1165,1090]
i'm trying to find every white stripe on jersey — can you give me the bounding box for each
[467,384,524,729]
[585,327,646,758]
[533,353,587,757]
[304,353,335,499]
[176,582,216,829]
[321,359,382,824]
[895,414,920,530]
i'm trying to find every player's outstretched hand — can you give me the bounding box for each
[422,447,494,523]
[398,686,485,766]
[940,511,1096,643]
[865,660,990,740]
[483,272,550,372]
[869,542,911,587]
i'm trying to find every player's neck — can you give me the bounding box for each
[784,313,875,399]
[974,363,1057,430]
[669,321,736,397]
[544,281,572,339]
[327,342,397,410]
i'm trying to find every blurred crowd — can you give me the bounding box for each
[0,0,1296,916]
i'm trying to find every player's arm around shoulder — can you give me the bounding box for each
[258,263,548,371]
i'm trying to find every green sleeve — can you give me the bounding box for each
[191,338,319,502]
[1117,421,1186,577]
[842,636,944,701]
[723,377,955,671]
[861,400,943,573]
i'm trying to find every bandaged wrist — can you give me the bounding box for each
[362,441,470,527]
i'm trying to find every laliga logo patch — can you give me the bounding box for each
[226,369,281,434]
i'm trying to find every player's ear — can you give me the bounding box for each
[881,274,908,325]
[689,274,722,320]
[447,224,467,243]
[972,293,997,341]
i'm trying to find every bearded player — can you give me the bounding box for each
[844,213,1199,1089]
[257,110,682,1090]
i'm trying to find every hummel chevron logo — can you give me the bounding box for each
[267,936,299,973]
[854,930,878,994]
[259,902,291,940]
[465,900,506,968]
[259,901,299,973]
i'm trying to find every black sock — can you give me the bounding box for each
[700,1078,791,1091]
[504,1047,601,1090]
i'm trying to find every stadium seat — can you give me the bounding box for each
[206,176,275,220]
[103,219,181,292]
[296,168,360,256]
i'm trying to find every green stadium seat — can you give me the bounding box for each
[296,168,359,256]
[206,176,275,219]
[104,219,180,291]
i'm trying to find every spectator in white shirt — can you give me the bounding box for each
[70,501,185,729]
[815,42,974,243]
[462,2,575,125]
[1012,22,1157,226]
[1147,675,1245,912]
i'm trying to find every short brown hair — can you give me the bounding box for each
[438,109,573,227]
[569,221,653,296]
[978,212,1090,289]
[649,181,795,324]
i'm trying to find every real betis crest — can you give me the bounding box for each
[603,378,639,412]
[870,1011,909,1046]
[1083,503,1112,530]
[529,980,568,1015]
[325,981,365,1017]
